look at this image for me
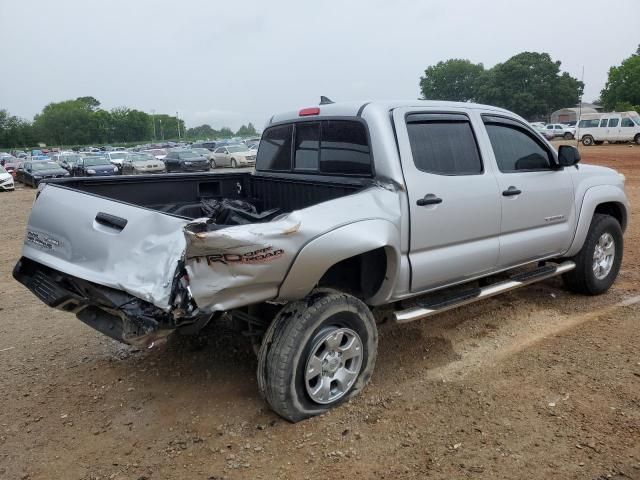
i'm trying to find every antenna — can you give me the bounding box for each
[320,96,334,105]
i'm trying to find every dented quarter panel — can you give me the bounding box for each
[183,185,402,312]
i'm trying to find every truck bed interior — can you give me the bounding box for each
[48,172,371,223]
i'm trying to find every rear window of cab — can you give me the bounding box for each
[256,120,372,176]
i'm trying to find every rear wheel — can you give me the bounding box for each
[257,289,377,422]
[634,134,640,145]
[564,132,574,140]
[563,214,623,295]
[582,135,594,146]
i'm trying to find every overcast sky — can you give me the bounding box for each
[1,0,638,130]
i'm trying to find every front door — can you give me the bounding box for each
[393,108,501,292]
[480,115,575,268]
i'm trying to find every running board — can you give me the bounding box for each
[394,261,576,324]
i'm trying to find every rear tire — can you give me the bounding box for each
[563,214,623,295]
[582,135,594,146]
[257,289,377,422]
[564,132,574,140]
[634,134,640,145]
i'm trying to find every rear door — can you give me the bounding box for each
[608,116,621,142]
[481,114,575,267]
[393,108,501,291]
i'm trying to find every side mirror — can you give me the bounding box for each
[558,145,581,167]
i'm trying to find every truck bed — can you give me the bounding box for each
[50,171,370,221]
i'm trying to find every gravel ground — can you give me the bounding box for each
[1,144,639,480]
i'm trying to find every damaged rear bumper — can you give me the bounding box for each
[13,257,178,347]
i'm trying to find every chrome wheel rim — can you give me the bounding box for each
[304,327,363,405]
[593,232,615,280]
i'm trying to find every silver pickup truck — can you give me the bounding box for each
[14,100,629,422]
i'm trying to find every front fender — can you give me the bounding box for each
[277,219,401,303]
[565,185,629,257]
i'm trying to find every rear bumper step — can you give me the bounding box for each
[394,261,576,324]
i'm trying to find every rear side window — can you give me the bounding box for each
[600,119,608,127]
[406,119,482,175]
[485,123,551,172]
[608,118,619,127]
[257,124,293,171]
[579,119,600,128]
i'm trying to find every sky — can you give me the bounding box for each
[1,0,638,130]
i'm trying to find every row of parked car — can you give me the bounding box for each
[0,141,259,188]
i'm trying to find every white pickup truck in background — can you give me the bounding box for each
[14,100,629,421]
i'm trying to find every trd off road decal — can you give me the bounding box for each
[194,246,284,265]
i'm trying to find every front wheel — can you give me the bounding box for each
[635,134,640,145]
[582,135,594,146]
[563,214,623,295]
[257,289,378,422]
[231,158,237,168]
[564,132,574,140]
[210,159,216,169]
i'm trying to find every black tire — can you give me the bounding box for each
[231,158,237,168]
[563,214,623,295]
[210,159,216,169]
[634,134,640,145]
[257,289,377,422]
[564,132,574,140]
[582,135,594,146]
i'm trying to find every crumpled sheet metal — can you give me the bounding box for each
[182,185,401,312]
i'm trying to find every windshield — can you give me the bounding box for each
[32,161,61,171]
[227,145,249,153]
[0,166,7,174]
[83,157,110,166]
[192,148,209,155]
[61,154,81,163]
[178,151,203,160]
[148,149,166,156]
[110,153,126,159]
[130,153,154,162]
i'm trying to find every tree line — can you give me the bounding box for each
[0,96,258,149]
[419,48,640,120]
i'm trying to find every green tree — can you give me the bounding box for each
[601,46,640,111]
[186,124,220,140]
[219,127,234,138]
[236,122,258,137]
[419,59,485,102]
[152,114,185,141]
[476,52,583,119]
[0,109,35,148]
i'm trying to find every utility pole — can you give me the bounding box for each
[151,109,156,141]
[176,111,181,140]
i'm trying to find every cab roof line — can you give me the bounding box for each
[357,102,371,117]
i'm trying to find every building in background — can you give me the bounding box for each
[550,103,603,125]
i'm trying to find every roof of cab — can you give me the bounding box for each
[268,100,516,125]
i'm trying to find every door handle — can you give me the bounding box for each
[502,186,522,197]
[416,194,443,206]
[95,212,128,232]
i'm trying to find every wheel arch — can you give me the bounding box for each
[565,185,629,257]
[277,219,401,305]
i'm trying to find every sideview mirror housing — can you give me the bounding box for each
[558,145,581,167]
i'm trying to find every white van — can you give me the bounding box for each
[576,111,640,146]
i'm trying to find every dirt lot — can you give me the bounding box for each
[1,144,639,480]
